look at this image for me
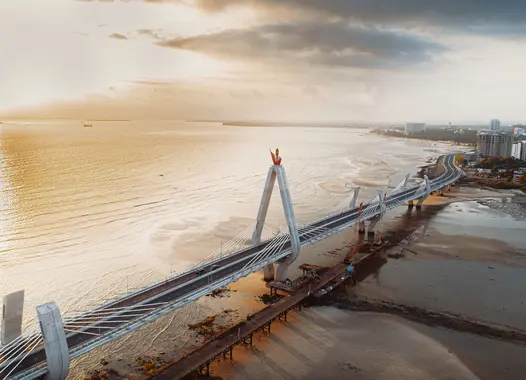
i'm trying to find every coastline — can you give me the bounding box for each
[82,155,526,380]
[87,183,526,380]
[369,129,476,148]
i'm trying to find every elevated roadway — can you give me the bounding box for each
[1,154,463,379]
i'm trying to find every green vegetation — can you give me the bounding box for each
[372,128,477,146]
[455,154,465,165]
[473,157,525,170]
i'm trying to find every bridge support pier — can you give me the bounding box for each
[37,302,70,380]
[416,175,431,209]
[263,264,275,282]
[365,190,387,243]
[252,165,301,282]
[358,221,365,233]
[1,290,24,346]
[367,220,377,238]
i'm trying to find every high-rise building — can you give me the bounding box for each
[477,131,512,158]
[490,119,501,131]
[521,142,526,161]
[512,142,522,160]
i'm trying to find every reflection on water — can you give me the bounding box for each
[0,120,460,325]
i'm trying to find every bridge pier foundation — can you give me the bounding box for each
[364,220,374,239]
[1,290,24,346]
[358,221,365,234]
[37,302,70,380]
[263,264,275,282]
[366,217,384,243]
[275,262,290,283]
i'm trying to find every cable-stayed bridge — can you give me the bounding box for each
[0,153,464,380]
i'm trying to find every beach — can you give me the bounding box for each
[164,184,526,380]
[3,121,525,379]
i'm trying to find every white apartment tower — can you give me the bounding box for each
[512,142,522,160]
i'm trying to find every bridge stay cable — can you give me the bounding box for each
[0,333,43,377]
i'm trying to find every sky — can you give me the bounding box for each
[1,0,526,124]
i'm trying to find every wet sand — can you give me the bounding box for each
[193,186,526,380]
[211,307,483,380]
[82,184,526,379]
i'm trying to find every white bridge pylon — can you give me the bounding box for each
[252,163,301,282]
[391,174,411,194]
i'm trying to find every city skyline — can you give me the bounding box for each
[2,1,526,123]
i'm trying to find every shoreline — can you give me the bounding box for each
[316,295,526,346]
[83,161,526,379]
[369,129,476,148]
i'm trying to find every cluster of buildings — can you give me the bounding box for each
[476,119,526,160]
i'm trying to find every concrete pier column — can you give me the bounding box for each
[1,290,24,346]
[275,263,289,282]
[263,264,275,282]
[364,220,371,237]
[37,302,70,380]
[367,218,381,240]
[416,175,431,209]
[358,221,365,233]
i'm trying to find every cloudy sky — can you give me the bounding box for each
[1,0,526,123]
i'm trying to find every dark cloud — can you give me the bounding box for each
[176,0,526,36]
[157,22,445,69]
[109,33,128,40]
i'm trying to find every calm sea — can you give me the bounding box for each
[0,120,456,326]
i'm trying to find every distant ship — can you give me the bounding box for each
[83,122,93,128]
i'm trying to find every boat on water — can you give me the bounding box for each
[83,122,93,127]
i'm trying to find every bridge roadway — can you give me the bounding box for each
[5,154,461,379]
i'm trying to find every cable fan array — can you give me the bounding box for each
[0,326,44,379]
